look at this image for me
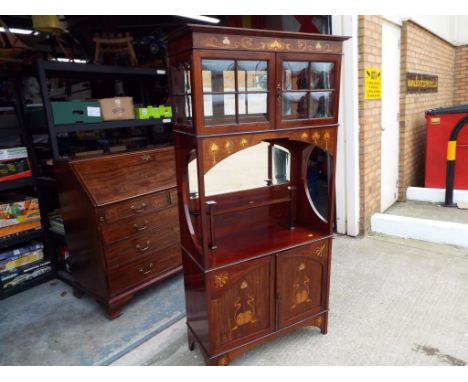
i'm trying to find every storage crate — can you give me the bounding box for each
[51,101,102,125]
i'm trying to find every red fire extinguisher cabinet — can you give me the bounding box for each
[425,104,468,189]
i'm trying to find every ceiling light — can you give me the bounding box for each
[0,27,35,35]
[53,57,87,64]
[177,15,220,24]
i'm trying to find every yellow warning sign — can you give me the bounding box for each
[364,67,382,100]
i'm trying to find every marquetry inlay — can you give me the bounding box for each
[194,33,343,54]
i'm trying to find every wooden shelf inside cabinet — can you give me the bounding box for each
[0,228,45,249]
[0,177,34,192]
[210,224,329,269]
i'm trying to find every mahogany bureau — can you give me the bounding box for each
[169,25,348,365]
[55,147,182,318]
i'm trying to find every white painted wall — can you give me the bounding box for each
[332,15,360,236]
[384,15,468,45]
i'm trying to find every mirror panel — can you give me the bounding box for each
[310,62,335,90]
[204,142,290,196]
[186,155,202,246]
[283,61,309,90]
[306,146,332,221]
[282,92,307,119]
[310,91,334,119]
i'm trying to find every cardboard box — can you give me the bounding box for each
[158,105,172,118]
[99,97,135,121]
[51,101,102,124]
[135,107,150,120]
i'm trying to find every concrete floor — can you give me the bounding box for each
[113,234,468,366]
[386,200,468,224]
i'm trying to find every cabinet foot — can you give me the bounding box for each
[207,355,230,366]
[106,306,123,319]
[72,287,84,299]
[316,313,328,335]
[187,331,195,351]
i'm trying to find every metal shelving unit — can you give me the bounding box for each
[0,228,45,249]
[34,59,173,287]
[0,74,54,299]
[36,59,171,158]
[0,177,35,192]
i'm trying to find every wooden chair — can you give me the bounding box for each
[93,33,137,66]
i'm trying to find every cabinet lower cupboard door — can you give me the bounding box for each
[208,257,275,353]
[277,241,329,329]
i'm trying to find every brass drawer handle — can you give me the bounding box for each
[133,221,149,231]
[131,202,147,213]
[139,263,153,275]
[141,154,153,161]
[136,240,150,252]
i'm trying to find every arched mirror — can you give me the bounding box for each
[205,142,290,196]
[306,146,332,221]
[186,155,201,247]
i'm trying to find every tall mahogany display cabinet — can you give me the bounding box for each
[168,24,348,365]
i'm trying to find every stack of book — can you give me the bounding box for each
[0,242,51,291]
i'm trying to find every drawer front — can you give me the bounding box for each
[105,224,180,268]
[277,239,330,329]
[101,205,178,245]
[108,244,181,295]
[100,189,176,223]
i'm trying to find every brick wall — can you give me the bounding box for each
[398,21,455,199]
[454,45,468,105]
[358,15,382,233]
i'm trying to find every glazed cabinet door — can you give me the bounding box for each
[276,53,341,129]
[193,50,276,135]
[208,256,275,354]
[276,240,329,329]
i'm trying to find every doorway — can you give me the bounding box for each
[381,20,401,212]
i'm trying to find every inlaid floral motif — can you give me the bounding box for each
[214,272,229,288]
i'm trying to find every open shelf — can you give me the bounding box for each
[38,59,166,77]
[0,271,54,300]
[0,177,34,192]
[0,228,44,249]
[210,223,330,268]
[52,117,171,134]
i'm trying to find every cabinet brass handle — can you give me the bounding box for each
[136,240,150,252]
[131,202,147,213]
[276,83,282,98]
[133,221,149,231]
[139,263,153,275]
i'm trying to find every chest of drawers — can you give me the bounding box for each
[55,147,181,318]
